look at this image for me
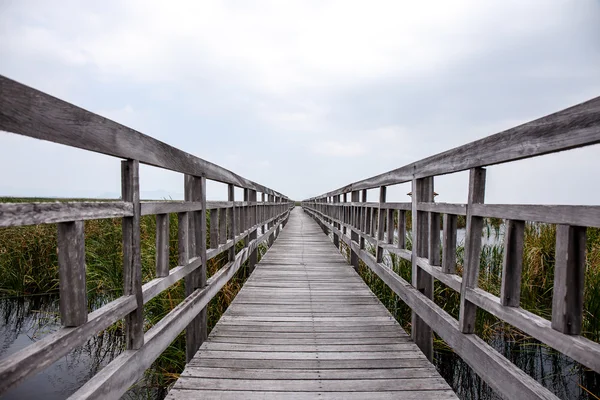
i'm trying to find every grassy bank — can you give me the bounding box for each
[344,213,600,399]
[0,198,260,395]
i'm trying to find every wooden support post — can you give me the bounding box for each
[397,210,406,249]
[342,193,347,235]
[248,189,258,273]
[218,206,226,245]
[333,195,340,249]
[57,220,87,327]
[360,190,367,250]
[459,167,486,333]
[184,174,207,362]
[350,190,360,271]
[411,177,434,360]
[155,213,170,277]
[227,184,236,261]
[121,159,143,350]
[429,212,441,266]
[178,212,189,267]
[552,225,586,335]
[500,220,525,306]
[376,186,386,263]
[442,214,457,274]
[387,208,394,245]
[209,208,218,249]
[268,194,275,247]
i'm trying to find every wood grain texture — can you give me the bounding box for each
[306,94,600,199]
[0,76,287,198]
[0,201,133,227]
[500,220,525,307]
[303,206,559,400]
[411,177,434,361]
[156,214,170,278]
[459,168,486,334]
[471,204,600,228]
[167,208,455,400]
[442,214,457,274]
[551,225,586,335]
[122,160,144,350]
[57,220,87,327]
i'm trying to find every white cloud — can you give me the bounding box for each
[312,140,366,157]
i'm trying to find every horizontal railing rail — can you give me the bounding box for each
[302,96,600,400]
[0,76,293,399]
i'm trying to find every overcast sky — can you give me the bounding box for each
[1,0,599,203]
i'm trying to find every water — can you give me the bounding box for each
[0,296,158,399]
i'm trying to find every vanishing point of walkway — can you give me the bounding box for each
[167,208,457,399]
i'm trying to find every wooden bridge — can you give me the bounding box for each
[0,75,599,400]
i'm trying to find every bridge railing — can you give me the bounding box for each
[0,76,292,399]
[302,96,600,400]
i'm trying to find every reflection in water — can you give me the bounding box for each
[435,331,600,399]
[0,296,132,399]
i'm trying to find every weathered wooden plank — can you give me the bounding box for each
[121,159,144,350]
[442,214,457,274]
[417,202,467,216]
[0,201,133,227]
[551,225,586,335]
[0,76,287,198]
[57,220,87,327]
[209,208,218,249]
[471,204,600,228]
[313,94,600,197]
[155,213,170,277]
[459,167,486,333]
[141,201,203,216]
[500,220,525,307]
[167,390,458,400]
[411,177,434,361]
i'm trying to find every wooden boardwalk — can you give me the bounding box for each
[167,208,457,399]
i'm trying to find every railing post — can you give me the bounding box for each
[411,176,434,360]
[500,219,525,306]
[350,190,360,271]
[360,189,367,250]
[122,159,144,350]
[552,225,586,334]
[332,195,340,249]
[57,220,87,327]
[184,174,207,361]
[442,214,457,273]
[156,213,170,277]
[342,193,348,236]
[227,184,236,261]
[459,167,486,333]
[376,186,386,263]
[249,189,258,273]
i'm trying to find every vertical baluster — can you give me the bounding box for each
[333,195,340,249]
[227,184,236,261]
[122,159,143,350]
[184,174,207,361]
[249,189,258,272]
[350,190,360,271]
[500,220,525,306]
[552,225,586,334]
[376,186,386,263]
[411,176,434,360]
[429,212,441,267]
[155,213,170,277]
[386,207,394,245]
[361,190,367,249]
[343,193,348,236]
[219,205,227,246]
[57,220,87,327]
[209,208,218,249]
[442,214,457,274]
[459,167,486,333]
[397,210,406,249]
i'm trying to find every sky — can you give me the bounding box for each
[1,0,599,203]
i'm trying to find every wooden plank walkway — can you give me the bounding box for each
[167,207,457,399]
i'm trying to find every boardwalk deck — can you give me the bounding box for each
[167,208,457,400]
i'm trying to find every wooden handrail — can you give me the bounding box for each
[301,99,600,400]
[0,77,293,398]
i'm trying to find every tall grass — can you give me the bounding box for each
[345,211,600,399]
[0,199,257,396]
